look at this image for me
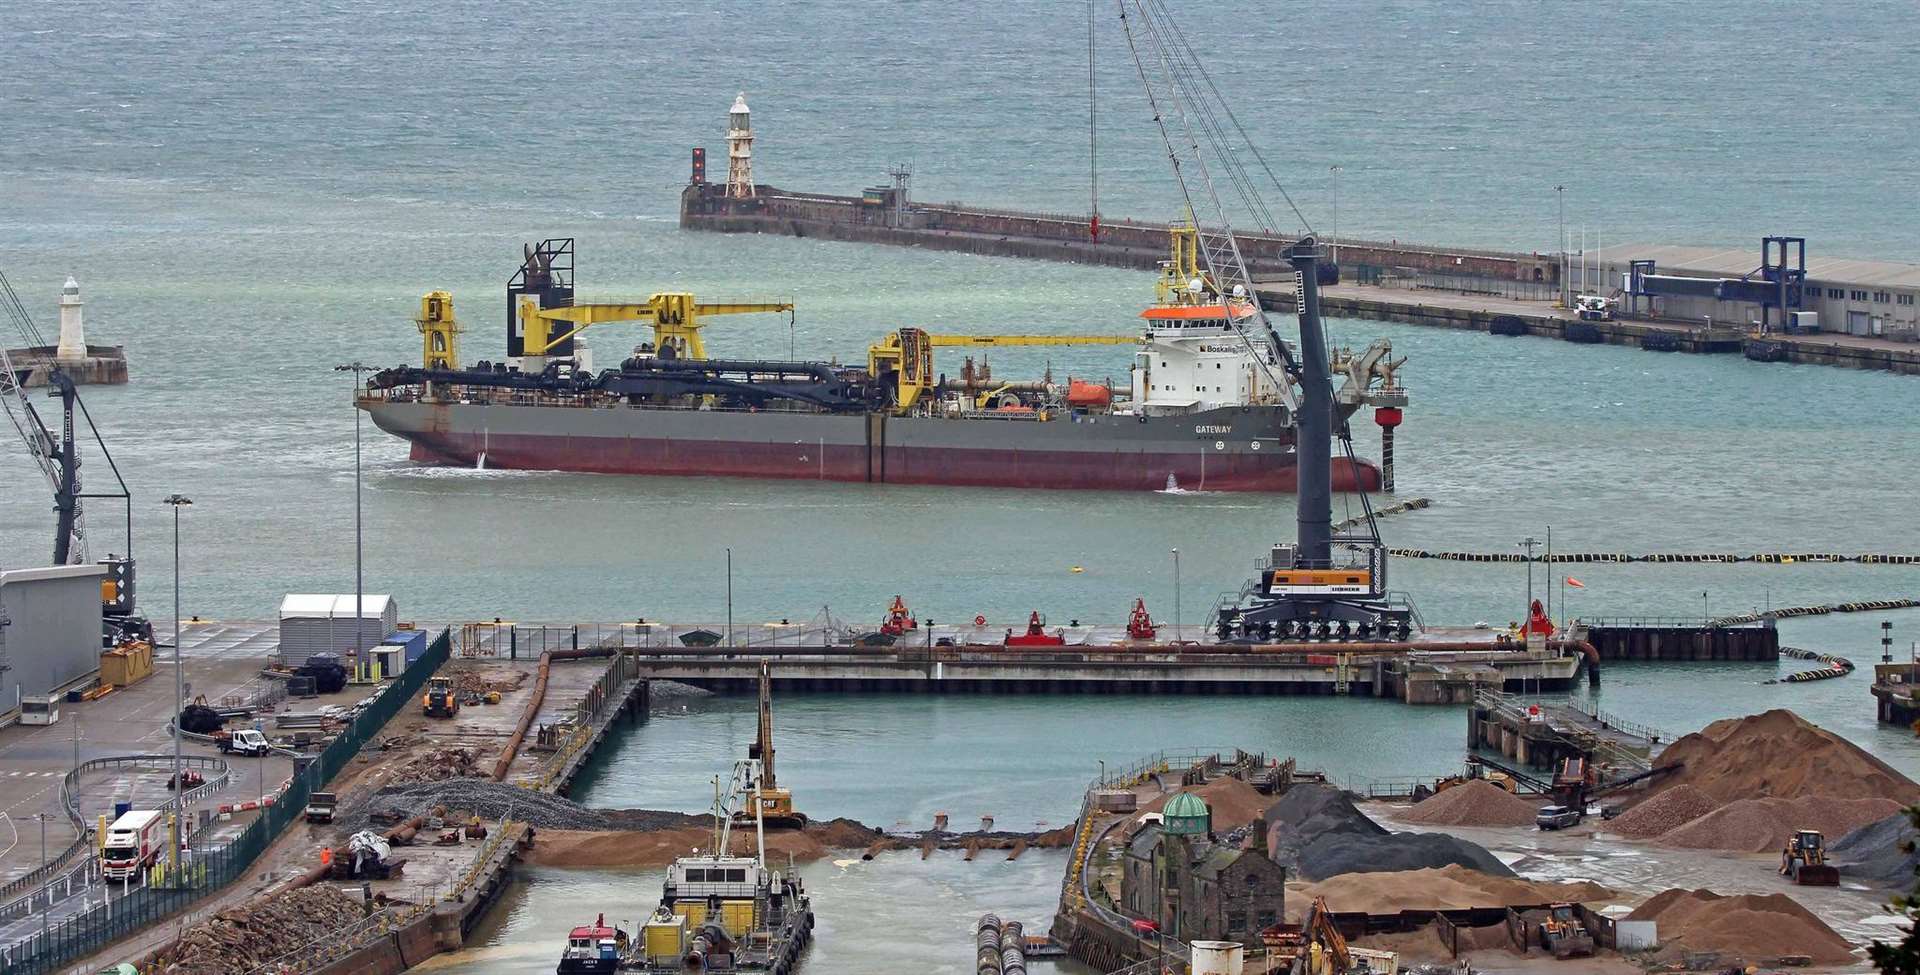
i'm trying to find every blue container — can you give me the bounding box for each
[382,629,428,664]
[114,801,132,819]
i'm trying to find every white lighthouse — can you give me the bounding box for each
[726,92,756,200]
[56,276,86,362]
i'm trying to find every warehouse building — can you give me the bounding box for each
[1574,242,1920,340]
[0,565,109,724]
[278,593,397,667]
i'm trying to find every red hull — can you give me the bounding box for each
[407,431,1381,493]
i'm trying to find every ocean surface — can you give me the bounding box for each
[3,2,1919,970]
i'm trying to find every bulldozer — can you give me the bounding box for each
[736,662,806,830]
[1780,829,1840,886]
[422,676,459,719]
[1537,903,1595,959]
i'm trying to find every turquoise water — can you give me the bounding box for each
[3,4,1919,969]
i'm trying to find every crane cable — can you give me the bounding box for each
[1087,0,1099,240]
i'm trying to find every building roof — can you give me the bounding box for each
[279,594,393,619]
[1590,243,1920,289]
[1163,792,1211,834]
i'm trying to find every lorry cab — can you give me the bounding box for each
[102,810,164,879]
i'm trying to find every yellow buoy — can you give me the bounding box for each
[1070,565,1085,573]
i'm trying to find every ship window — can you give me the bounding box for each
[1215,363,1222,369]
[1347,576,1360,584]
[728,868,747,883]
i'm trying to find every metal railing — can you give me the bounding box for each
[0,629,453,975]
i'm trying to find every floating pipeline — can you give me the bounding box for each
[1386,549,1920,565]
[1768,646,1857,684]
[1709,599,1920,628]
[1333,497,1432,533]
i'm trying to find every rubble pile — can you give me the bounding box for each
[160,885,364,975]
[452,670,528,696]
[391,746,487,783]
[340,780,614,831]
[1399,780,1539,827]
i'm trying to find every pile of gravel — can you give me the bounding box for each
[1830,811,1920,889]
[1264,784,1515,882]
[338,781,615,831]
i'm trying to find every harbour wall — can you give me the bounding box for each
[681,185,1920,375]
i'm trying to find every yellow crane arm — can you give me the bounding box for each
[519,294,794,359]
[926,334,1136,347]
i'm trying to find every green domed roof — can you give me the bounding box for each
[1162,792,1211,835]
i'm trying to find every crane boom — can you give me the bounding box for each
[925,334,1135,347]
[518,293,793,361]
[0,272,86,564]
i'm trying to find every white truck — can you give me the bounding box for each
[218,728,273,757]
[102,810,165,880]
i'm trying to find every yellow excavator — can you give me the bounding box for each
[737,662,805,830]
[865,328,1135,412]
[1296,896,1397,975]
[1780,829,1840,885]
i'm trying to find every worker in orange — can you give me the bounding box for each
[320,846,333,870]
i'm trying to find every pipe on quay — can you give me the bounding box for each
[492,652,552,782]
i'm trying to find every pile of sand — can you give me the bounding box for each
[1291,864,1612,919]
[1399,781,1540,828]
[1267,784,1513,881]
[1657,795,1904,853]
[1626,888,1855,966]
[1603,784,1720,839]
[1143,776,1271,832]
[1654,709,1920,805]
[1354,921,1521,963]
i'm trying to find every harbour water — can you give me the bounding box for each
[3,2,1919,971]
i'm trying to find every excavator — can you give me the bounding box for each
[1780,829,1840,886]
[736,662,805,830]
[1288,896,1396,975]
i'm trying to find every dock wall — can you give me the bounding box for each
[682,186,1920,375]
[1583,624,1778,661]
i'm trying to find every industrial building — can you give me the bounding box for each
[277,593,397,667]
[0,564,109,723]
[1120,793,1287,947]
[1574,242,1920,340]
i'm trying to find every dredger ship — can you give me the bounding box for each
[359,230,1407,492]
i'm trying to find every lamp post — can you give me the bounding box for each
[1519,536,1539,636]
[1170,548,1181,644]
[163,493,192,886]
[1555,185,1567,307]
[725,547,734,648]
[334,364,371,668]
[1329,165,1343,262]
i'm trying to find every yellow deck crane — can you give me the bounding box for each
[866,327,1137,412]
[516,293,794,367]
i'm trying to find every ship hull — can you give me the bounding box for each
[363,400,1379,492]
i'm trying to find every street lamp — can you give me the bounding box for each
[1555,185,1567,307]
[1329,165,1343,262]
[1170,548,1182,644]
[1519,536,1540,636]
[163,493,191,886]
[334,364,372,671]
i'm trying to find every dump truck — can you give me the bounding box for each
[422,677,459,718]
[1781,829,1840,885]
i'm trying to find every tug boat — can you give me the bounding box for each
[556,914,627,975]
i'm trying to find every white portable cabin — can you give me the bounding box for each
[278,594,397,667]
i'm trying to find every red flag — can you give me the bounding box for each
[1565,577,1585,589]
[1089,213,1100,240]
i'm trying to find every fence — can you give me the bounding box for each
[0,628,453,975]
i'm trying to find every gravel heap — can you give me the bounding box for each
[1831,812,1920,888]
[390,746,487,784]
[159,885,364,975]
[1658,795,1904,853]
[1626,888,1854,967]
[1264,784,1514,882]
[1603,784,1721,839]
[1399,781,1538,828]
[338,781,616,831]
[1655,709,1920,805]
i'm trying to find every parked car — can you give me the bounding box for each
[1536,804,1581,830]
